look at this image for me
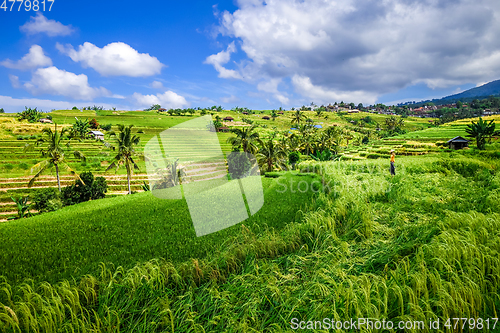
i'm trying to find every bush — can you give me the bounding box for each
[89,118,99,129]
[32,188,62,213]
[18,163,29,170]
[4,163,13,170]
[61,172,108,206]
[366,153,384,159]
[137,129,145,134]
[100,124,112,131]
[288,151,300,168]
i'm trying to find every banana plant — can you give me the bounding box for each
[8,196,33,220]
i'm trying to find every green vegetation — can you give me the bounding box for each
[1,107,500,332]
[465,117,500,150]
[106,124,141,194]
[24,124,86,191]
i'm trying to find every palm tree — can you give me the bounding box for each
[257,139,287,173]
[290,110,306,126]
[24,124,85,192]
[107,124,141,194]
[226,124,262,154]
[465,117,499,150]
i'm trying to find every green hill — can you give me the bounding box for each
[0,173,318,285]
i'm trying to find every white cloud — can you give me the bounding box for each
[257,78,289,104]
[211,0,500,103]
[204,42,242,79]
[132,91,189,109]
[292,75,378,105]
[151,80,165,89]
[220,95,240,104]
[57,42,164,77]
[20,12,74,36]
[9,75,21,88]
[1,45,52,70]
[24,66,111,100]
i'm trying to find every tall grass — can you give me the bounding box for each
[1,155,499,332]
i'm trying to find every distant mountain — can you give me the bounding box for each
[441,79,500,102]
[405,79,500,107]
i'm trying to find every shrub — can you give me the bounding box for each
[100,124,112,131]
[18,163,29,170]
[61,171,107,206]
[72,106,79,110]
[17,107,42,123]
[89,118,99,129]
[4,163,14,170]
[366,153,384,159]
[288,151,300,169]
[137,129,145,134]
[32,188,62,213]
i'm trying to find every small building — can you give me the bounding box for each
[447,136,469,150]
[89,130,104,140]
[223,116,234,121]
[278,111,284,114]
[262,116,270,120]
[39,118,53,124]
[158,108,167,112]
[217,126,229,132]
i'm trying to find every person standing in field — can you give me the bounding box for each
[390,149,396,176]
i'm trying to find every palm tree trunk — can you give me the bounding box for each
[55,164,61,192]
[126,165,131,194]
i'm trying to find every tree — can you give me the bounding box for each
[70,117,91,140]
[465,117,499,150]
[256,139,287,173]
[107,124,141,194]
[89,118,99,129]
[0,108,5,113]
[271,110,278,121]
[61,171,107,205]
[226,124,262,154]
[24,124,86,192]
[290,110,306,126]
[17,107,42,123]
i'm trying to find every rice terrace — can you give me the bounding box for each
[0,100,498,332]
[3,1,500,331]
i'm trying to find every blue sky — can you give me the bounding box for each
[1,0,499,112]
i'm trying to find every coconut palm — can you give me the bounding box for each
[257,139,287,173]
[465,117,499,150]
[106,124,141,194]
[24,124,85,192]
[290,110,306,126]
[227,124,263,154]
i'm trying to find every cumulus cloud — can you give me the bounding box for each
[151,80,165,89]
[204,42,242,79]
[57,42,164,77]
[1,45,52,70]
[24,66,111,100]
[20,12,74,36]
[210,0,500,104]
[132,91,189,109]
[220,95,240,104]
[9,75,21,88]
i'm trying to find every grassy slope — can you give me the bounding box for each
[0,173,318,285]
[1,154,499,332]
